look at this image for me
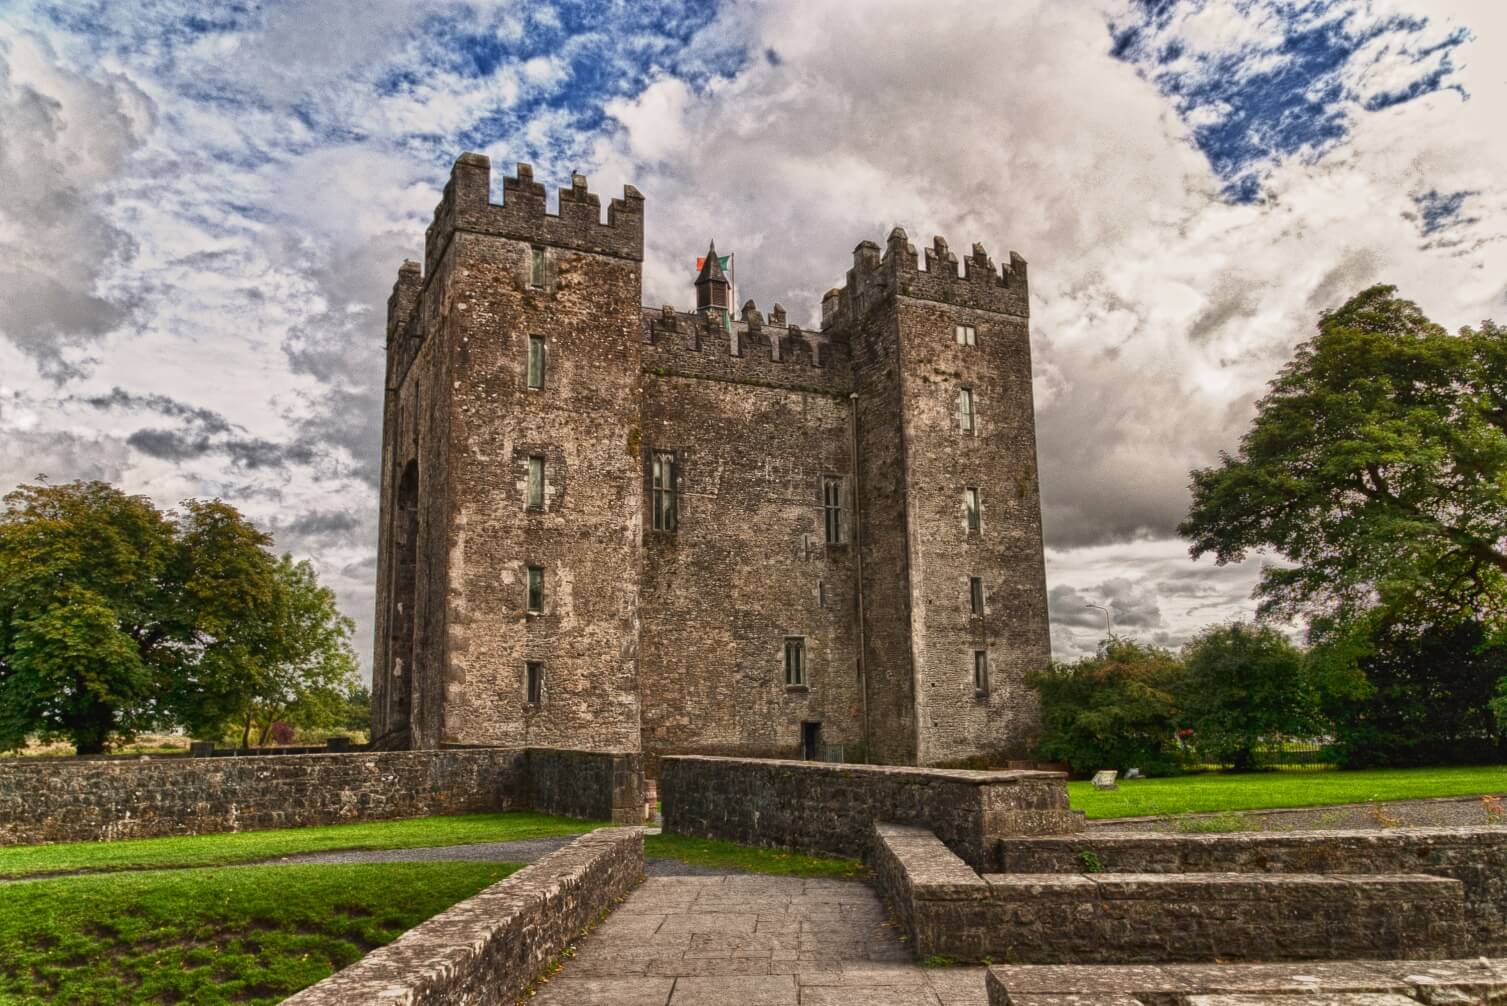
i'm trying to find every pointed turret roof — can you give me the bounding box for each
[695,240,728,285]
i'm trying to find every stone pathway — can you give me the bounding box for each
[528,875,986,1005]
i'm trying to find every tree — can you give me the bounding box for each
[1027,639,1187,776]
[169,554,358,748]
[0,480,355,753]
[1180,286,1507,627]
[1179,622,1317,770]
[1313,613,1505,767]
[0,482,178,753]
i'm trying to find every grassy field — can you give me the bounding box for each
[643,833,864,878]
[1067,764,1507,820]
[0,812,599,879]
[0,862,518,1006]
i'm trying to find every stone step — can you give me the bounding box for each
[968,871,1465,965]
[983,958,1507,1005]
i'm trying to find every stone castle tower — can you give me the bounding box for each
[372,152,1051,767]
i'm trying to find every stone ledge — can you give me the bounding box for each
[984,958,1507,1005]
[280,827,644,1005]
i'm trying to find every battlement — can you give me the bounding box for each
[824,227,1028,330]
[422,153,644,276]
[641,305,851,394]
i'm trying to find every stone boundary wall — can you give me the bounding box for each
[660,755,1081,870]
[984,958,1507,1005]
[282,827,643,1006]
[874,823,1467,966]
[1089,792,1507,833]
[998,827,1507,955]
[0,747,642,845]
[527,748,643,825]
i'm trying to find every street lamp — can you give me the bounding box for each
[1085,603,1111,637]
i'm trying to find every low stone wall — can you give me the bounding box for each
[984,958,1507,1005]
[282,827,643,1006]
[527,748,643,825]
[874,823,1467,965]
[998,827,1507,954]
[0,746,643,845]
[660,755,1081,870]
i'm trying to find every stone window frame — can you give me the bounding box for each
[822,475,845,546]
[784,636,807,690]
[969,576,985,617]
[524,660,544,706]
[527,455,545,510]
[964,486,982,534]
[526,565,544,615]
[515,445,566,514]
[958,386,976,435]
[530,245,546,288]
[955,323,976,347]
[973,649,990,697]
[651,450,678,532]
[526,334,546,390]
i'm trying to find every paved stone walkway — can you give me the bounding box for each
[529,875,987,1005]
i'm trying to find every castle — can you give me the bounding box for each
[371,152,1051,767]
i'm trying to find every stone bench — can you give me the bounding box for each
[983,958,1507,1005]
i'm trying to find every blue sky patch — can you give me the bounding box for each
[1110,0,1470,203]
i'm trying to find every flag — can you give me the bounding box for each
[695,254,731,272]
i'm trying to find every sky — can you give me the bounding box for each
[1,0,1504,670]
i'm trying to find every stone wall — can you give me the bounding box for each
[282,827,643,1006]
[0,747,638,846]
[984,959,1507,1005]
[998,827,1507,954]
[660,755,1080,870]
[875,823,1469,966]
[526,748,643,825]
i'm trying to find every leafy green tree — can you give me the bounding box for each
[170,554,358,748]
[0,482,176,753]
[1027,639,1187,776]
[1492,676,1507,736]
[1314,613,1505,767]
[1179,622,1318,770]
[0,480,356,754]
[1180,286,1507,627]
[339,682,372,735]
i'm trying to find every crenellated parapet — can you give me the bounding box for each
[641,306,851,394]
[824,227,1028,331]
[423,153,644,276]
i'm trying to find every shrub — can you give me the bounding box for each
[1179,622,1320,770]
[1027,639,1187,777]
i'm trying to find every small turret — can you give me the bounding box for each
[694,241,730,320]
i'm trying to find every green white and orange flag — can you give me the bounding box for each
[695,254,731,272]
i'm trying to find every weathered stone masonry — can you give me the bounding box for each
[374,152,1052,768]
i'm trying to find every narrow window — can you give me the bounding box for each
[651,452,677,531]
[526,565,544,613]
[955,323,976,346]
[818,579,826,608]
[784,637,806,688]
[958,387,975,434]
[530,246,545,287]
[527,335,545,389]
[525,661,543,705]
[969,576,984,616]
[965,487,981,532]
[527,455,544,509]
[823,477,844,545]
[973,650,989,694]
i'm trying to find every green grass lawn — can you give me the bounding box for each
[644,833,864,879]
[0,861,519,1006]
[0,811,599,879]
[1067,764,1507,820]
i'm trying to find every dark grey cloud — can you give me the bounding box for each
[281,508,361,538]
[0,33,156,376]
[88,390,319,472]
[84,388,234,435]
[1048,578,1164,634]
